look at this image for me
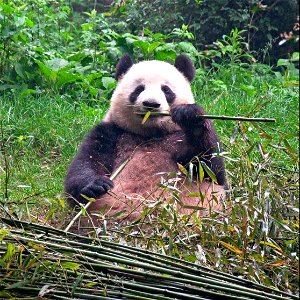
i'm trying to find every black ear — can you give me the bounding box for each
[174,55,195,82]
[115,54,133,80]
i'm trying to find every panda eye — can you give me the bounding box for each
[161,85,175,104]
[129,84,145,103]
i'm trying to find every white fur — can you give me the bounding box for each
[104,60,195,136]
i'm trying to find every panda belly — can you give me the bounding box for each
[87,131,225,222]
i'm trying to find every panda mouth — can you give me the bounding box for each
[135,109,169,118]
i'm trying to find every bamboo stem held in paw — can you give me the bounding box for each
[137,111,276,123]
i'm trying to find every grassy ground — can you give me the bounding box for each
[0,63,299,293]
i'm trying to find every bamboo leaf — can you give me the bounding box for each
[200,161,218,184]
[219,241,243,254]
[259,241,282,253]
[282,139,298,162]
[60,261,81,271]
[141,111,151,124]
[177,163,188,176]
[198,161,204,183]
[266,260,288,267]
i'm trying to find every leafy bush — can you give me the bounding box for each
[110,0,299,63]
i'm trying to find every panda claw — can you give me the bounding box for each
[80,176,114,199]
[171,104,205,127]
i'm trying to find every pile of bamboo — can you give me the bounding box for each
[0,218,296,300]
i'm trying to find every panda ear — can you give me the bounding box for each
[115,54,133,80]
[174,55,195,82]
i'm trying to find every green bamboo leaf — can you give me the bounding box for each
[282,139,297,162]
[60,261,81,271]
[200,161,218,184]
[110,210,127,218]
[177,163,188,176]
[0,229,10,242]
[141,111,151,124]
[259,241,282,253]
[198,161,204,183]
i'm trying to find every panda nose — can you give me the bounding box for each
[142,100,161,109]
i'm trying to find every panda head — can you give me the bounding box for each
[104,54,196,136]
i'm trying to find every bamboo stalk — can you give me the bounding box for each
[3,219,295,299]
[136,111,276,123]
[5,228,295,300]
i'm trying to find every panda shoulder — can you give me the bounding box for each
[80,122,124,152]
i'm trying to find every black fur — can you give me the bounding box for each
[129,84,145,103]
[64,123,124,206]
[161,85,176,104]
[171,104,226,186]
[174,55,196,82]
[115,54,133,80]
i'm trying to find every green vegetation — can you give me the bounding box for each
[0,0,299,297]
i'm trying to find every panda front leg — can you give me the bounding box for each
[64,123,122,207]
[171,104,226,186]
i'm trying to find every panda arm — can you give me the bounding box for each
[64,123,122,206]
[171,104,226,186]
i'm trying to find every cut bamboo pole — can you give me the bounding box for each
[1,218,297,300]
[136,111,276,123]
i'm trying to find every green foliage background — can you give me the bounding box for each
[0,0,299,295]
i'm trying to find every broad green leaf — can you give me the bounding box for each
[240,84,256,96]
[277,59,289,67]
[46,58,69,71]
[102,76,116,89]
[20,89,37,97]
[291,52,299,61]
[15,62,25,79]
[0,229,10,242]
[178,42,198,55]
[154,50,176,61]
[35,60,52,78]
[57,71,79,88]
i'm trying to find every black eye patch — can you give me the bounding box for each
[129,84,145,103]
[161,85,176,104]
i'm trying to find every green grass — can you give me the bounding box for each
[0,64,299,293]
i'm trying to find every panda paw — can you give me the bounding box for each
[80,176,114,200]
[171,104,206,127]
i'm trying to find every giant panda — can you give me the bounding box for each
[64,54,226,224]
